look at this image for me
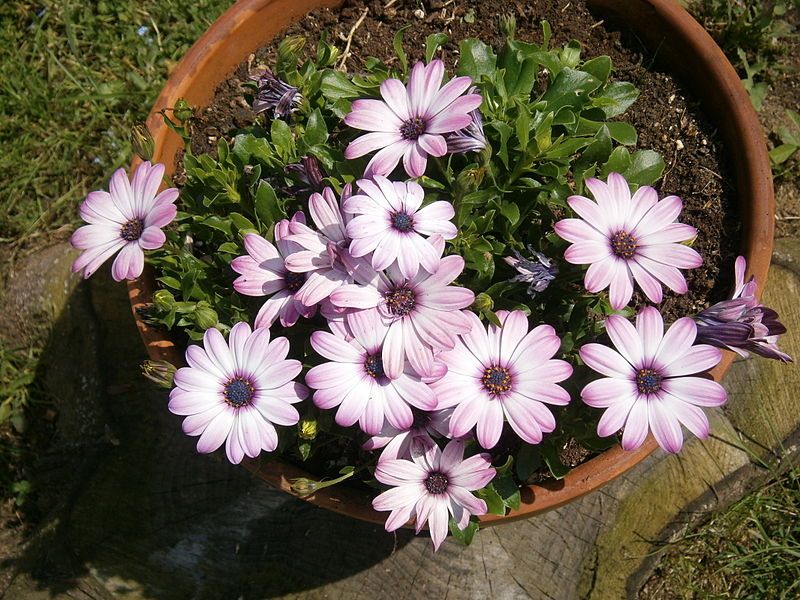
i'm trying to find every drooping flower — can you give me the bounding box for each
[168,322,307,464]
[372,438,495,550]
[432,310,573,449]
[695,256,791,362]
[251,69,302,118]
[344,176,457,279]
[305,309,437,435]
[554,172,702,309]
[344,60,482,178]
[231,213,316,329]
[329,237,475,379]
[283,186,355,306]
[504,246,558,296]
[284,155,326,194]
[363,407,454,461]
[580,306,727,453]
[71,161,178,281]
[444,89,487,154]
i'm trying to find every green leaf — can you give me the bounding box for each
[540,68,601,112]
[304,109,328,147]
[229,212,256,232]
[593,81,640,118]
[542,444,570,480]
[425,33,449,62]
[475,486,506,515]
[320,70,360,100]
[298,443,311,461]
[601,145,632,176]
[393,25,411,75]
[449,518,479,546]
[492,477,521,511]
[624,149,665,185]
[770,143,798,165]
[457,39,497,81]
[489,121,513,168]
[560,40,582,68]
[516,443,542,482]
[581,55,611,83]
[500,201,520,225]
[254,181,285,226]
[270,119,295,161]
[606,122,637,146]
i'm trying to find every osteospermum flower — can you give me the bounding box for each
[372,438,495,550]
[554,172,701,309]
[71,161,178,281]
[695,256,791,362]
[344,176,457,279]
[344,60,482,178]
[168,322,308,464]
[231,213,316,328]
[432,310,573,449]
[444,88,487,154]
[305,309,436,435]
[251,69,302,118]
[504,246,558,297]
[580,306,727,453]
[329,237,474,379]
[363,407,454,460]
[283,186,355,306]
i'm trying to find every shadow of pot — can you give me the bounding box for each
[127,0,774,527]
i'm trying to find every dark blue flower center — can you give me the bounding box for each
[391,211,414,233]
[285,271,306,293]
[400,117,426,141]
[424,472,449,495]
[364,354,384,378]
[482,365,512,395]
[224,377,255,407]
[635,368,662,394]
[610,231,637,259]
[120,218,144,241]
[384,285,416,317]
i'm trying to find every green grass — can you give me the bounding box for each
[644,465,800,599]
[0,0,234,242]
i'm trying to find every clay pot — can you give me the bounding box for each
[128,0,774,525]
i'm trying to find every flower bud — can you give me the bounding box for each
[141,360,176,388]
[500,14,516,40]
[173,98,193,122]
[473,292,494,312]
[289,477,319,497]
[153,289,175,312]
[130,122,154,161]
[194,303,218,329]
[298,418,318,440]
[278,35,306,65]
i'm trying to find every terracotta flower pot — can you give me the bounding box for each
[127,0,774,526]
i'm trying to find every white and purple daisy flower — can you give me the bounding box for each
[168,322,308,464]
[283,186,355,306]
[329,237,475,379]
[344,176,457,279]
[695,256,791,362]
[580,306,727,453]
[432,310,573,449]
[231,213,316,329]
[344,60,482,178]
[305,309,437,435]
[251,69,302,119]
[372,438,495,550]
[71,161,178,281]
[444,89,487,154]
[554,172,702,310]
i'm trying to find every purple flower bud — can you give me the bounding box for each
[284,155,326,194]
[251,69,302,119]
[504,246,557,296]
[445,87,487,154]
[695,256,791,362]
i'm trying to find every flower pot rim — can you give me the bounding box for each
[127,0,774,526]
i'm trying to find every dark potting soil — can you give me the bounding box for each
[176,0,740,476]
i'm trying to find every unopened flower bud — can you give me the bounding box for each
[194,303,218,329]
[278,35,306,64]
[153,289,175,312]
[141,360,176,388]
[298,418,318,440]
[456,166,486,196]
[289,477,319,497]
[130,122,154,161]
[473,292,494,312]
[173,98,193,122]
[500,14,516,40]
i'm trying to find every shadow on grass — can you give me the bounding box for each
[5,265,411,599]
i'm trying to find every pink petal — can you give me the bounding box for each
[476,400,504,449]
[417,134,447,157]
[582,377,638,408]
[364,141,408,178]
[567,195,612,235]
[345,131,400,159]
[580,343,635,378]
[636,306,664,364]
[503,395,546,443]
[449,394,484,439]
[654,317,697,368]
[373,483,420,512]
[380,78,411,120]
[649,398,684,453]
[425,109,472,135]
[203,327,236,378]
[375,459,426,486]
[143,202,177,229]
[660,377,727,407]
[408,60,444,116]
[608,262,634,310]
[596,394,637,437]
[638,244,702,269]
[620,398,650,450]
[335,379,370,427]
[345,99,403,132]
[553,218,607,243]
[138,226,165,250]
[110,242,144,281]
[428,500,450,550]
[633,255,689,294]
[108,168,135,220]
[661,345,722,377]
[638,222,698,245]
[427,77,474,116]
[605,315,644,366]
[448,455,495,490]
[381,321,405,380]
[662,394,710,439]
[71,224,119,249]
[403,143,428,178]
[584,257,617,293]
[80,190,127,225]
[196,410,234,455]
[623,185,658,232]
[628,259,664,304]
[631,195,683,238]
[310,330,362,363]
[564,241,612,264]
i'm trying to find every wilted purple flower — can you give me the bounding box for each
[554,173,702,309]
[580,307,726,453]
[504,246,558,296]
[372,438,495,550]
[363,407,454,460]
[71,162,178,281]
[344,60,482,178]
[695,256,791,362]
[284,155,326,194]
[444,89,487,153]
[251,69,302,119]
